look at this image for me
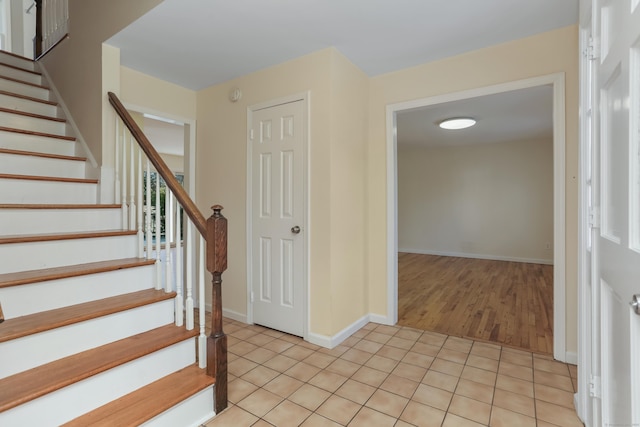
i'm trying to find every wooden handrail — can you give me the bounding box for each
[108,91,228,412]
[108,92,207,237]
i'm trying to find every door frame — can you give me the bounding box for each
[246,92,310,339]
[385,73,568,362]
[576,4,593,423]
[122,102,197,200]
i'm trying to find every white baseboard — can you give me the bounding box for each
[369,313,394,325]
[37,62,97,168]
[306,314,370,349]
[306,313,400,349]
[399,248,554,265]
[564,351,578,365]
[222,307,247,324]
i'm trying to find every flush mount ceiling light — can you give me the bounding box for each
[438,117,476,130]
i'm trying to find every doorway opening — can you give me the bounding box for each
[386,74,567,362]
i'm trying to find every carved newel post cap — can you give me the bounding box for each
[211,205,224,214]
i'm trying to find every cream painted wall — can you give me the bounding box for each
[328,51,369,332]
[398,139,554,263]
[367,25,579,354]
[120,66,196,120]
[39,0,162,164]
[196,48,369,337]
[159,153,184,173]
[197,49,332,334]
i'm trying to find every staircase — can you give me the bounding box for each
[0,51,216,426]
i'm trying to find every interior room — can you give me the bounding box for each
[395,85,555,354]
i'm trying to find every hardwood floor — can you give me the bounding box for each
[398,253,554,354]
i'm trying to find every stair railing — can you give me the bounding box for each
[34,0,69,58]
[108,92,228,412]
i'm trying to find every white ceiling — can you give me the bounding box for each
[107,0,578,91]
[111,0,577,152]
[397,85,554,147]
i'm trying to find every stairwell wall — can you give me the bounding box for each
[38,0,163,186]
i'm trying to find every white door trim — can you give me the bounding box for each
[121,102,197,200]
[385,73,568,362]
[576,16,593,425]
[246,92,310,339]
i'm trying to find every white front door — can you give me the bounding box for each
[250,99,306,337]
[590,1,640,425]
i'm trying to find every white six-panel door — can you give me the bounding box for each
[590,0,640,425]
[250,99,306,337]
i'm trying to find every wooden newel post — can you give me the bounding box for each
[206,205,228,413]
[35,0,43,58]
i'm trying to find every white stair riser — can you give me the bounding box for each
[143,386,215,427]
[0,339,195,426]
[0,234,138,274]
[0,110,67,136]
[0,54,36,72]
[0,130,76,156]
[0,78,50,101]
[0,153,84,178]
[0,178,96,204]
[0,265,155,319]
[0,299,176,379]
[0,93,59,117]
[0,207,122,235]
[0,64,42,85]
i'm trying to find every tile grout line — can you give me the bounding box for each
[219,318,580,427]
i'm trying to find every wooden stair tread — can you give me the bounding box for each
[0,324,196,412]
[0,203,120,209]
[0,229,136,245]
[0,106,65,122]
[0,74,49,90]
[0,147,85,161]
[0,173,97,184]
[0,61,42,76]
[0,88,57,105]
[0,288,176,344]
[0,125,75,140]
[63,365,214,426]
[0,258,155,288]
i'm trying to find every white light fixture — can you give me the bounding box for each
[438,117,476,130]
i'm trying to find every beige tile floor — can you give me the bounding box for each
[203,318,582,427]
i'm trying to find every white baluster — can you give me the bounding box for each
[114,119,121,205]
[129,134,136,231]
[165,189,174,294]
[56,0,62,33]
[62,0,68,35]
[197,235,206,367]
[154,172,162,290]
[145,160,151,260]
[186,221,194,330]
[136,145,144,257]
[43,1,49,48]
[51,0,57,39]
[121,126,128,229]
[175,200,183,326]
